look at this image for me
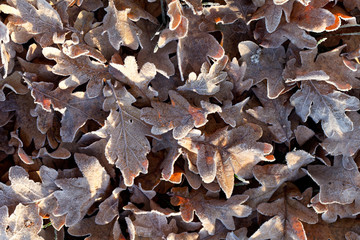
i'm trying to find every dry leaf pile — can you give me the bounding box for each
[1,0,360,239]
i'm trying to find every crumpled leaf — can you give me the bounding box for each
[178,124,273,198]
[53,153,110,226]
[170,187,252,235]
[141,90,221,140]
[42,47,112,98]
[238,41,286,99]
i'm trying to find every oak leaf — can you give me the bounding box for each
[238,41,286,99]
[53,153,110,226]
[91,82,152,186]
[102,0,141,50]
[305,156,360,214]
[178,124,273,198]
[141,90,221,140]
[27,81,108,142]
[170,187,252,235]
[42,47,112,98]
[256,183,318,240]
[0,204,44,240]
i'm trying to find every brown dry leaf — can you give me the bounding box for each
[27,81,108,142]
[291,0,335,33]
[321,112,360,166]
[284,45,360,91]
[141,90,221,140]
[53,153,110,226]
[0,0,63,46]
[177,9,224,80]
[257,183,318,240]
[92,82,152,186]
[170,187,252,235]
[126,210,178,240]
[249,0,294,33]
[246,83,293,144]
[0,92,46,149]
[178,124,273,198]
[137,21,177,77]
[102,0,141,50]
[68,216,123,240]
[238,41,286,99]
[248,216,284,240]
[0,165,57,206]
[305,156,360,213]
[177,56,228,95]
[283,51,360,137]
[0,71,28,101]
[42,47,112,98]
[110,55,157,104]
[255,21,317,49]
[294,125,315,146]
[203,0,256,24]
[343,0,360,11]
[95,187,123,225]
[309,193,357,223]
[0,203,44,240]
[304,218,360,240]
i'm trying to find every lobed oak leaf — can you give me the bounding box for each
[42,47,112,98]
[92,82,152,186]
[53,153,110,226]
[126,210,178,240]
[178,124,273,198]
[0,92,46,149]
[110,55,157,104]
[290,0,335,33]
[68,216,123,240]
[0,0,63,46]
[203,0,256,25]
[0,204,44,240]
[238,41,286,99]
[246,83,293,144]
[113,0,158,24]
[310,193,357,223]
[170,187,252,235]
[137,21,177,77]
[257,184,318,240]
[284,45,360,91]
[177,56,228,95]
[254,21,317,49]
[0,71,28,101]
[248,0,294,33]
[219,98,249,128]
[95,187,123,225]
[27,80,108,142]
[321,112,360,167]
[248,216,284,240]
[102,0,141,50]
[141,90,221,140]
[305,156,360,214]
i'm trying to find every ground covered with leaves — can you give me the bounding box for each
[1,0,360,239]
